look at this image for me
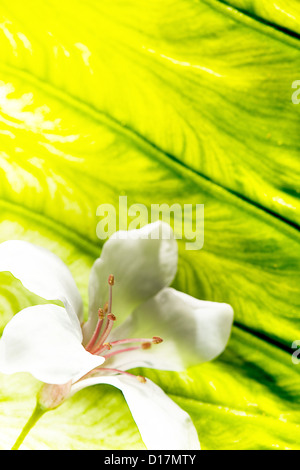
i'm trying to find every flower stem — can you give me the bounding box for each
[11,403,46,450]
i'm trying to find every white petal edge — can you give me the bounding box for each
[107,287,234,372]
[70,375,200,450]
[0,304,104,384]
[83,221,178,343]
[0,240,83,335]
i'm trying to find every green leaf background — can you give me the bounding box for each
[0,0,299,449]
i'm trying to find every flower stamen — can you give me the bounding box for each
[137,376,147,383]
[102,345,142,359]
[100,368,145,382]
[82,366,146,383]
[152,336,163,344]
[85,273,163,382]
[91,313,117,354]
[108,274,114,314]
[105,337,163,348]
[85,308,105,352]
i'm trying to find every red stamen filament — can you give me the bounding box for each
[102,345,142,359]
[108,283,113,314]
[99,368,140,379]
[86,274,116,354]
[82,274,162,383]
[85,310,105,352]
[108,338,157,347]
[91,315,116,354]
[81,366,146,383]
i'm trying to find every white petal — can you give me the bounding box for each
[71,375,200,450]
[0,305,104,384]
[83,221,178,342]
[0,240,83,331]
[107,287,233,372]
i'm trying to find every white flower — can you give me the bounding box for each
[0,221,233,450]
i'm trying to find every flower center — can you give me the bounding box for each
[84,274,163,383]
